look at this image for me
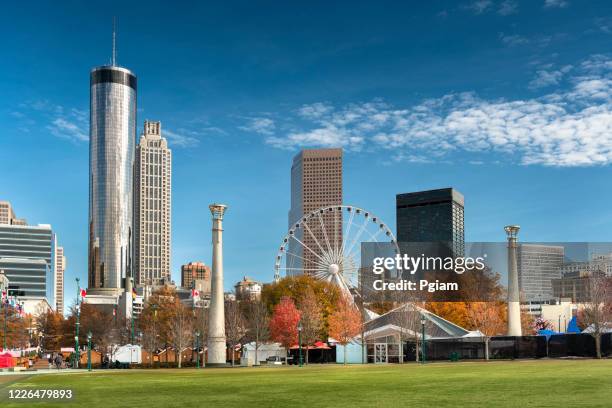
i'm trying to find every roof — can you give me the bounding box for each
[364,303,470,340]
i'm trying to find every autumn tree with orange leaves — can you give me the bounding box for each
[328,296,362,365]
[269,296,300,357]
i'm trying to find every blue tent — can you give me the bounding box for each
[537,329,558,339]
[566,316,581,333]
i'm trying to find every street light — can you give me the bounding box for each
[195,330,201,369]
[87,331,92,372]
[297,320,303,367]
[420,316,427,365]
[75,277,81,368]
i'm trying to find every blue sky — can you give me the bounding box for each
[1,1,612,308]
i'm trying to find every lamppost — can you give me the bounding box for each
[87,331,92,372]
[297,320,303,367]
[75,277,81,368]
[0,269,6,350]
[195,331,201,369]
[131,312,135,345]
[420,316,427,365]
[2,295,6,351]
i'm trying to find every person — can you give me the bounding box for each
[48,353,53,369]
[54,354,62,370]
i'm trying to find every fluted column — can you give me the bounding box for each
[505,225,522,337]
[207,204,228,366]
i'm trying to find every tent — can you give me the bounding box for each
[566,316,581,333]
[0,352,15,368]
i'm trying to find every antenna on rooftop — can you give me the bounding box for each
[112,17,117,66]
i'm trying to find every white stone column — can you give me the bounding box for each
[207,204,228,366]
[505,225,522,336]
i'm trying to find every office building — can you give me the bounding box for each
[134,120,172,286]
[288,148,343,274]
[517,244,564,303]
[396,188,465,257]
[0,201,27,226]
[88,63,137,294]
[54,242,65,315]
[0,223,54,304]
[181,262,211,292]
[0,201,15,225]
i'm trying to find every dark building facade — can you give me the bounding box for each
[396,188,465,257]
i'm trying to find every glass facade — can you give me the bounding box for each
[88,65,137,291]
[517,244,564,302]
[0,224,54,302]
[396,188,465,257]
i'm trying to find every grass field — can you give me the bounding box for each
[1,360,611,407]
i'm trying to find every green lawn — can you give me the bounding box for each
[1,360,611,407]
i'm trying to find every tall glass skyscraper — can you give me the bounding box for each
[396,188,465,258]
[88,65,137,293]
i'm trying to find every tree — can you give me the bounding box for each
[194,306,208,367]
[170,303,193,368]
[225,300,247,366]
[328,296,362,365]
[269,296,301,357]
[297,288,323,364]
[262,275,340,335]
[244,300,269,366]
[465,302,506,360]
[581,276,612,358]
[0,304,29,350]
[35,310,66,351]
[138,285,180,359]
[390,290,423,363]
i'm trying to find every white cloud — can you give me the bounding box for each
[499,33,529,47]
[528,65,572,89]
[544,0,568,8]
[239,117,276,135]
[498,0,518,15]
[265,55,612,167]
[48,117,88,142]
[466,0,492,14]
[163,129,200,148]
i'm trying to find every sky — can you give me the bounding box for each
[1,1,612,309]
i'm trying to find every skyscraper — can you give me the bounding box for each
[54,242,65,315]
[0,201,15,225]
[396,188,465,257]
[288,148,343,274]
[0,223,54,303]
[517,244,564,303]
[88,64,137,294]
[134,121,172,286]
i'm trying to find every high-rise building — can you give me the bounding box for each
[54,241,65,315]
[0,223,54,304]
[0,201,26,226]
[517,244,564,303]
[181,262,211,292]
[396,188,465,257]
[288,148,343,274]
[134,120,172,286]
[0,201,15,225]
[88,64,137,294]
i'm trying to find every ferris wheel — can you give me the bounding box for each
[274,205,399,297]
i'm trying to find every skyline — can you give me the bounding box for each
[2,1,612,309]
